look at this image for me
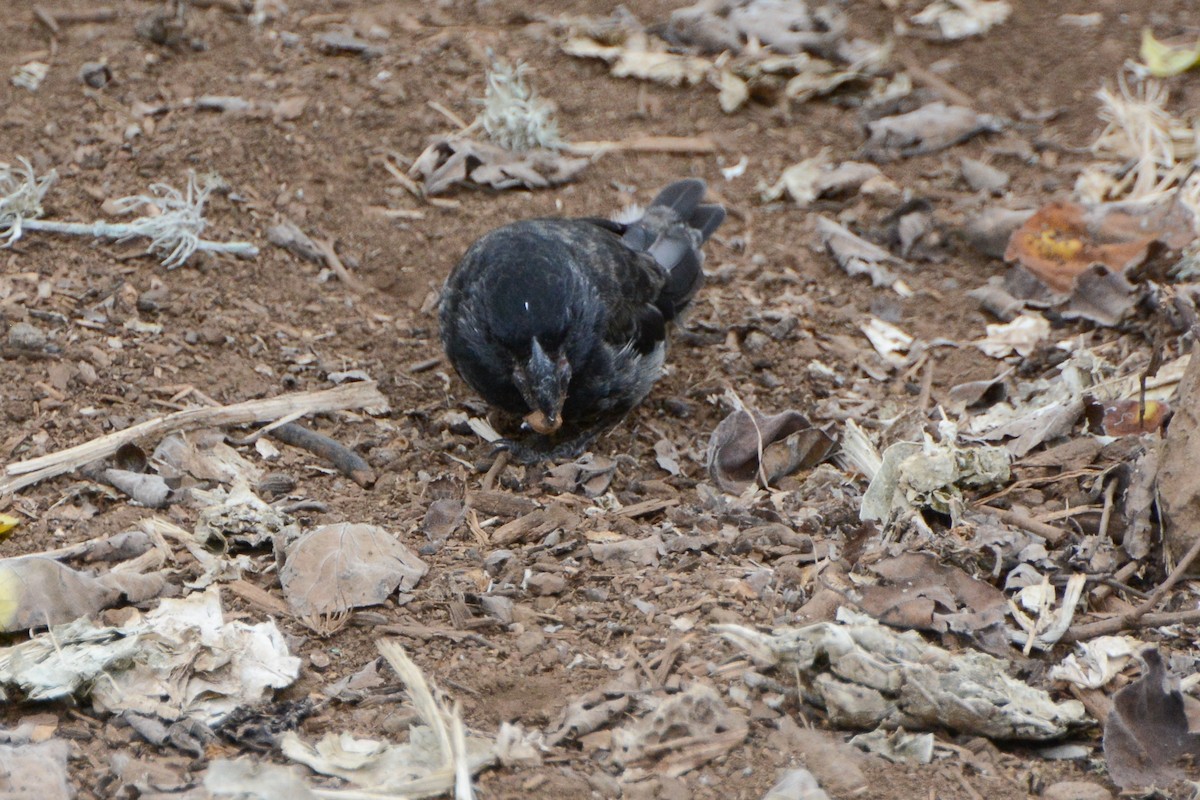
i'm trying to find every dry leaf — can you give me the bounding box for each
[857,553,1008,640]
[1103,648,1200,790]
[0,557,165,632]
[975,313,1049,358]
[562,36,709,86]
[1140,28,1200,78]
[1004,201,1157,293]
[865,102,1004,161]
[543,454,618,497]
[410,137,587,195]
[911,0,1011,40]
[817,216,912,295]
[707,407,835,493]
[279,523,428,616]
[1083,397,1169,436]
[666,0,846,56]
[612,684,748,779]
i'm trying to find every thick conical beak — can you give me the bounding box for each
[514,338,568,434]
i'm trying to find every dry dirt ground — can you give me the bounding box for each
[2,1,1200,798]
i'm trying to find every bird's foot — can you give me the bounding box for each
[493,428,600,464]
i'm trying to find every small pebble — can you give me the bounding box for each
[79,61,112,89]
[7,322,47,350]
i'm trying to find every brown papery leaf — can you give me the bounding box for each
[1103,648,1200,789]
[1004,201,1157,293]
[279,523,428,617]
[707,407,835,493]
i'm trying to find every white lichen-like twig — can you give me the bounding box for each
[479,59,563,152]
[1089,77,1198,202]
[0,159,258,268]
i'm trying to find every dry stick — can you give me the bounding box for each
[1096,478,1118,542]
[1064,532,1200,642]
[984,506,1067,545]
[565,135,718,156]
[895,52,977,109]
[1090,559,1141,603]
[1063,608,1200,642]
[0,381,386,495]
[312,237,367,293]
[480,450,509,492]
[269,421,376,488]
[917,356,935,413]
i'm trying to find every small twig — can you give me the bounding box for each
[1091,559,1140,602]
[1063,608,1200,642]
[565,135,717,156]
[983,506,1067,544]
[311,236,366,292]
[427,100,472,132]
[917,356,935,413]
[481,450,509,492]
[895,53,977,109]
[407,356,442,374]
[1065,533,1200,641]
[269,421,375,488]
[1096,478,1118,541]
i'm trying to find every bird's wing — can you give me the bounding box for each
[561,219,672,357]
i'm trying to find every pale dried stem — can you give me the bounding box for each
[0,381,386,495]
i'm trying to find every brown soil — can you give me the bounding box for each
[2,0,1197,798]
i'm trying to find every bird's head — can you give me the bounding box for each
[483,260,595,435]
[512,337,572,434]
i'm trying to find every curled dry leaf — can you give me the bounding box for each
[910,0,1012,41]
[1083,396,1169,436]
[1103,648,1200,790]
[865,102,1004,161]
[562,35,710,86]
[975,312,1049,358]
[817,216,912,295]
[1004,201,1157,293]
[0,557,166,632]
[543,454,618,497]
[666,0,846,56]
[707,407,836,493]
[856,553,1008,642]
[761,154,883,206]
[410,137,588,195]
[278,523,428,617]
[1049,635,1142,689]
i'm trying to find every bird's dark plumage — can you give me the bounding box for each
[439,179,725,462]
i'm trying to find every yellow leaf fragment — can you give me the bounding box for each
[1140,28,1200,78]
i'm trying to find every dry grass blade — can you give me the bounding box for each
[0,381,387,495]
[376,639,481,800]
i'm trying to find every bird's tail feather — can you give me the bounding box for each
[624,179,725,319]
